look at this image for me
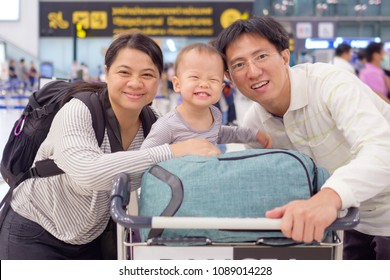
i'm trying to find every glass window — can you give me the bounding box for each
[252,0,390,41]
[382,23,390,41]
[380,0,390,16]
[271,0,297,16]
[337,21,379,37]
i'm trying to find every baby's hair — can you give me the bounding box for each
[174,43,223,74]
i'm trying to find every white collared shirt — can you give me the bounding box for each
[330,56,356,75]
[243,62,390,235]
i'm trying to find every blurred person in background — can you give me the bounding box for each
[7,59,19,93]
[330,43,356,75]
[359,42,390,103]
[17,58,29,93]
[28,61,38,90]
[354,49,366,75]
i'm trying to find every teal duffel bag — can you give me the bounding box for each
[138,149,330,244]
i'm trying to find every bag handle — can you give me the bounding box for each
[110,173,360,231]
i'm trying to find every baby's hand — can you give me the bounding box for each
[256,131,272,148]
[170,139,221,157]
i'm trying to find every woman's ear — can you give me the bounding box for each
[172,76,181,93]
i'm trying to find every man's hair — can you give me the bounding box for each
[335,43,352,57]
[357,49,366,61]
[365,42,384,62]
[215,16,289,70]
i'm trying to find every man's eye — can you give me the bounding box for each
[254,54,267,61]
[232,62,245,70]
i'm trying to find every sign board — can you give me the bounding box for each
[296,22,312,39]
[133,246,334,260]
[0,0,20,21]
[39,1,253,37]
[318,22,334,39]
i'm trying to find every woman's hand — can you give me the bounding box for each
[170,139,221,157]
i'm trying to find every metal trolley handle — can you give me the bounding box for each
[110,173,359,231]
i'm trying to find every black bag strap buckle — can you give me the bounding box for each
[32,106,50,119]
[32,103,57,119]
[28,167,40,178]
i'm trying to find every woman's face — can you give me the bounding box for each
[105,47,160,114]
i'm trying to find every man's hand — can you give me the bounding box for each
[265,188,342,243]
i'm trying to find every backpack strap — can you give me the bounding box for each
[23,92,105,180]
[73,91,105,146]
[0,187,13,228]
[140,105,157,138]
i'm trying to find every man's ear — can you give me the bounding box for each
[281,49,291,66]
[224,71,236,87]
[224,70,231,81]
[172,76,181,93]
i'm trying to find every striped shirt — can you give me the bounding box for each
[11,98,172,245]
[243,62,390,236]
[141,105,259,149]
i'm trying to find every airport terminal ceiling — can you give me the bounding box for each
[2,0,390,78]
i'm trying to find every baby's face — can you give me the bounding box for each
[173,50,225,108]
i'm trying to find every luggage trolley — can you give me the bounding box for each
[110,173,359,260]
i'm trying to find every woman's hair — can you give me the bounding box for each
[174,43,223,74]
[105,31,164,76]
[66,31,164,95]
[365,42,384,62]
[215,16,289,70]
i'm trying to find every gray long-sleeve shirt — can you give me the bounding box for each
[141,105,259,149]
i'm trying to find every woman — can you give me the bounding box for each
[0,32,220,259]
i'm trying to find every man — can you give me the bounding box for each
[215,16,390,259]
[330,43,356,75]
[354,49,366,75]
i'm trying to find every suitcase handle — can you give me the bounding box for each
[110,173,359,231]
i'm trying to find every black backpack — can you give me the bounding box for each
[0,79,157,226]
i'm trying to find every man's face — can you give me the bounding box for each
[225,33,291,114]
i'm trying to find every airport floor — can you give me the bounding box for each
[0,91,253,201]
